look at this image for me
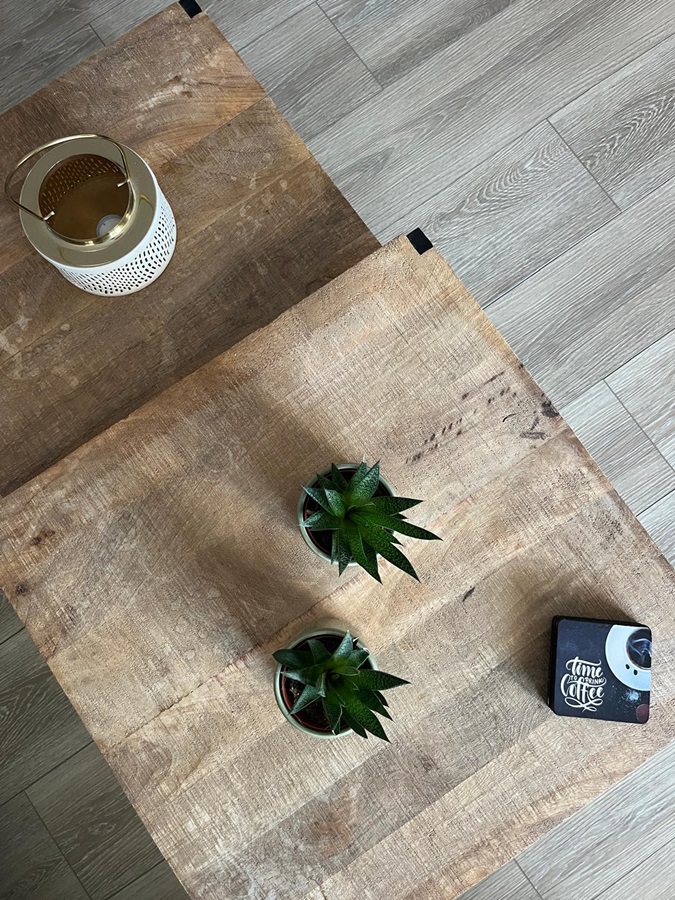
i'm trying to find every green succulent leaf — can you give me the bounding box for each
[342,710,368,738]
[345,648,370,668]
[291,683,323,715]
[359,689,392,719]
[361,526,419,580]
[332,631,354,661]
[335,531,352,575]
[353,669,411,691]
[344,520,381,582]
[347,461,369,491]
[362,540,382,582]
[349,460,381,504]
[353,511,440,541]
[304,484,332,512]
[369,495,423,515]
[330,464,349,490]
[316,472,335,492]
[273,649,314,669]
[375,690,388,707]
[324,489,346,517]
[302,509,340,531]
[323,695,343,733]
[308,639,332,665]
[339,689,389,741]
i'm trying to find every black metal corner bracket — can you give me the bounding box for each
[179,0,202,17]
[406,228,433,254]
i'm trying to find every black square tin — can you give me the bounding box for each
[548,616,652,723]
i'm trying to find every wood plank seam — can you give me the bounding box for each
[639,487,675,520]
[313,1,384,87]
[603,379,675,499]
[515,862,546,900]
[23,790,93,900]
[546,117,622,212]
[235,0,316,52]
[482,170,675,313]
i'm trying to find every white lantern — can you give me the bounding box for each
[5,134,176,296]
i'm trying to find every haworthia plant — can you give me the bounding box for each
[274,631,409,741]
[302,460,441,581]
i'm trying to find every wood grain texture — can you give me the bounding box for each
[27,742,164,899]
[457,862,541,900]
[639,492,675,566]
[607,330,675,468]
[320,0,518,88]
[0,792,88,900]
[488,176,675,407]
[91,0,172,44]
[519,742,675,900]
[0,6,377,496]
[109,862,188,900]
[596,835,675,900]
[240,3,382,141]
[202,0,313,50]
[0,590,23,645]
[382,121,618,305]
[0,26,103,117]
[310,0,675,233]
[560,381,675,515]
[1,238,673,899]
[0,629,90,805]
[551,33,675,209]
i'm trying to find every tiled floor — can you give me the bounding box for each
[0,1,673,897]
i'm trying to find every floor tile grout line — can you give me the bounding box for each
[24,789,94,899]
[314,0,384,88]
[483,167,675,314]
[546,28,675,128]
[236,0,316,54]
[634,486,675,520]
[0,738,94,814]
[546,118,621,212]
[603,378,675,487]
[372,115,607,246]
[586,832,675,900]
[515,860,547,899]
[106,858,173,900]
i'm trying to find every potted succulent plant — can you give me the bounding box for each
[298,460,440,581]
[273,626,408,741]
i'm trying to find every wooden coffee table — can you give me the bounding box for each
[0,3,377,497]
[1,229,673,898]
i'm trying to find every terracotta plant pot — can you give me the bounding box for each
[297,463,395,566]
[273,625,377,739]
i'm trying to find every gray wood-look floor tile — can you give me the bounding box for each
[239,3,381,141]
[551,33,675,209]
[457,861,541,900]
[0,792,88,900]
[91,0,171,45]
[639,491,675,565]
[310,0,674,233]
[319,0,518,88]
[0,25,103,116]
[487,175,675,407]
[518,741,675,900]
[0,592,23,646]
[0,629,91,805]
[0,0,115,60]
[202,0,313,50]
[27,742,164,900]
[560,381,675,515]
[108,862,188,900]
[382,121,618,305]
[595,836,675,900]
[607,330,675,468]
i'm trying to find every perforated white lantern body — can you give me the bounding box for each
[5,135,176,296]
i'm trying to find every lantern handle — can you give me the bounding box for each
[4,133,131,223]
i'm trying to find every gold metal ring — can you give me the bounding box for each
[4,133,131,222]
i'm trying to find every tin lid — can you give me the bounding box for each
[14,136,158,268]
